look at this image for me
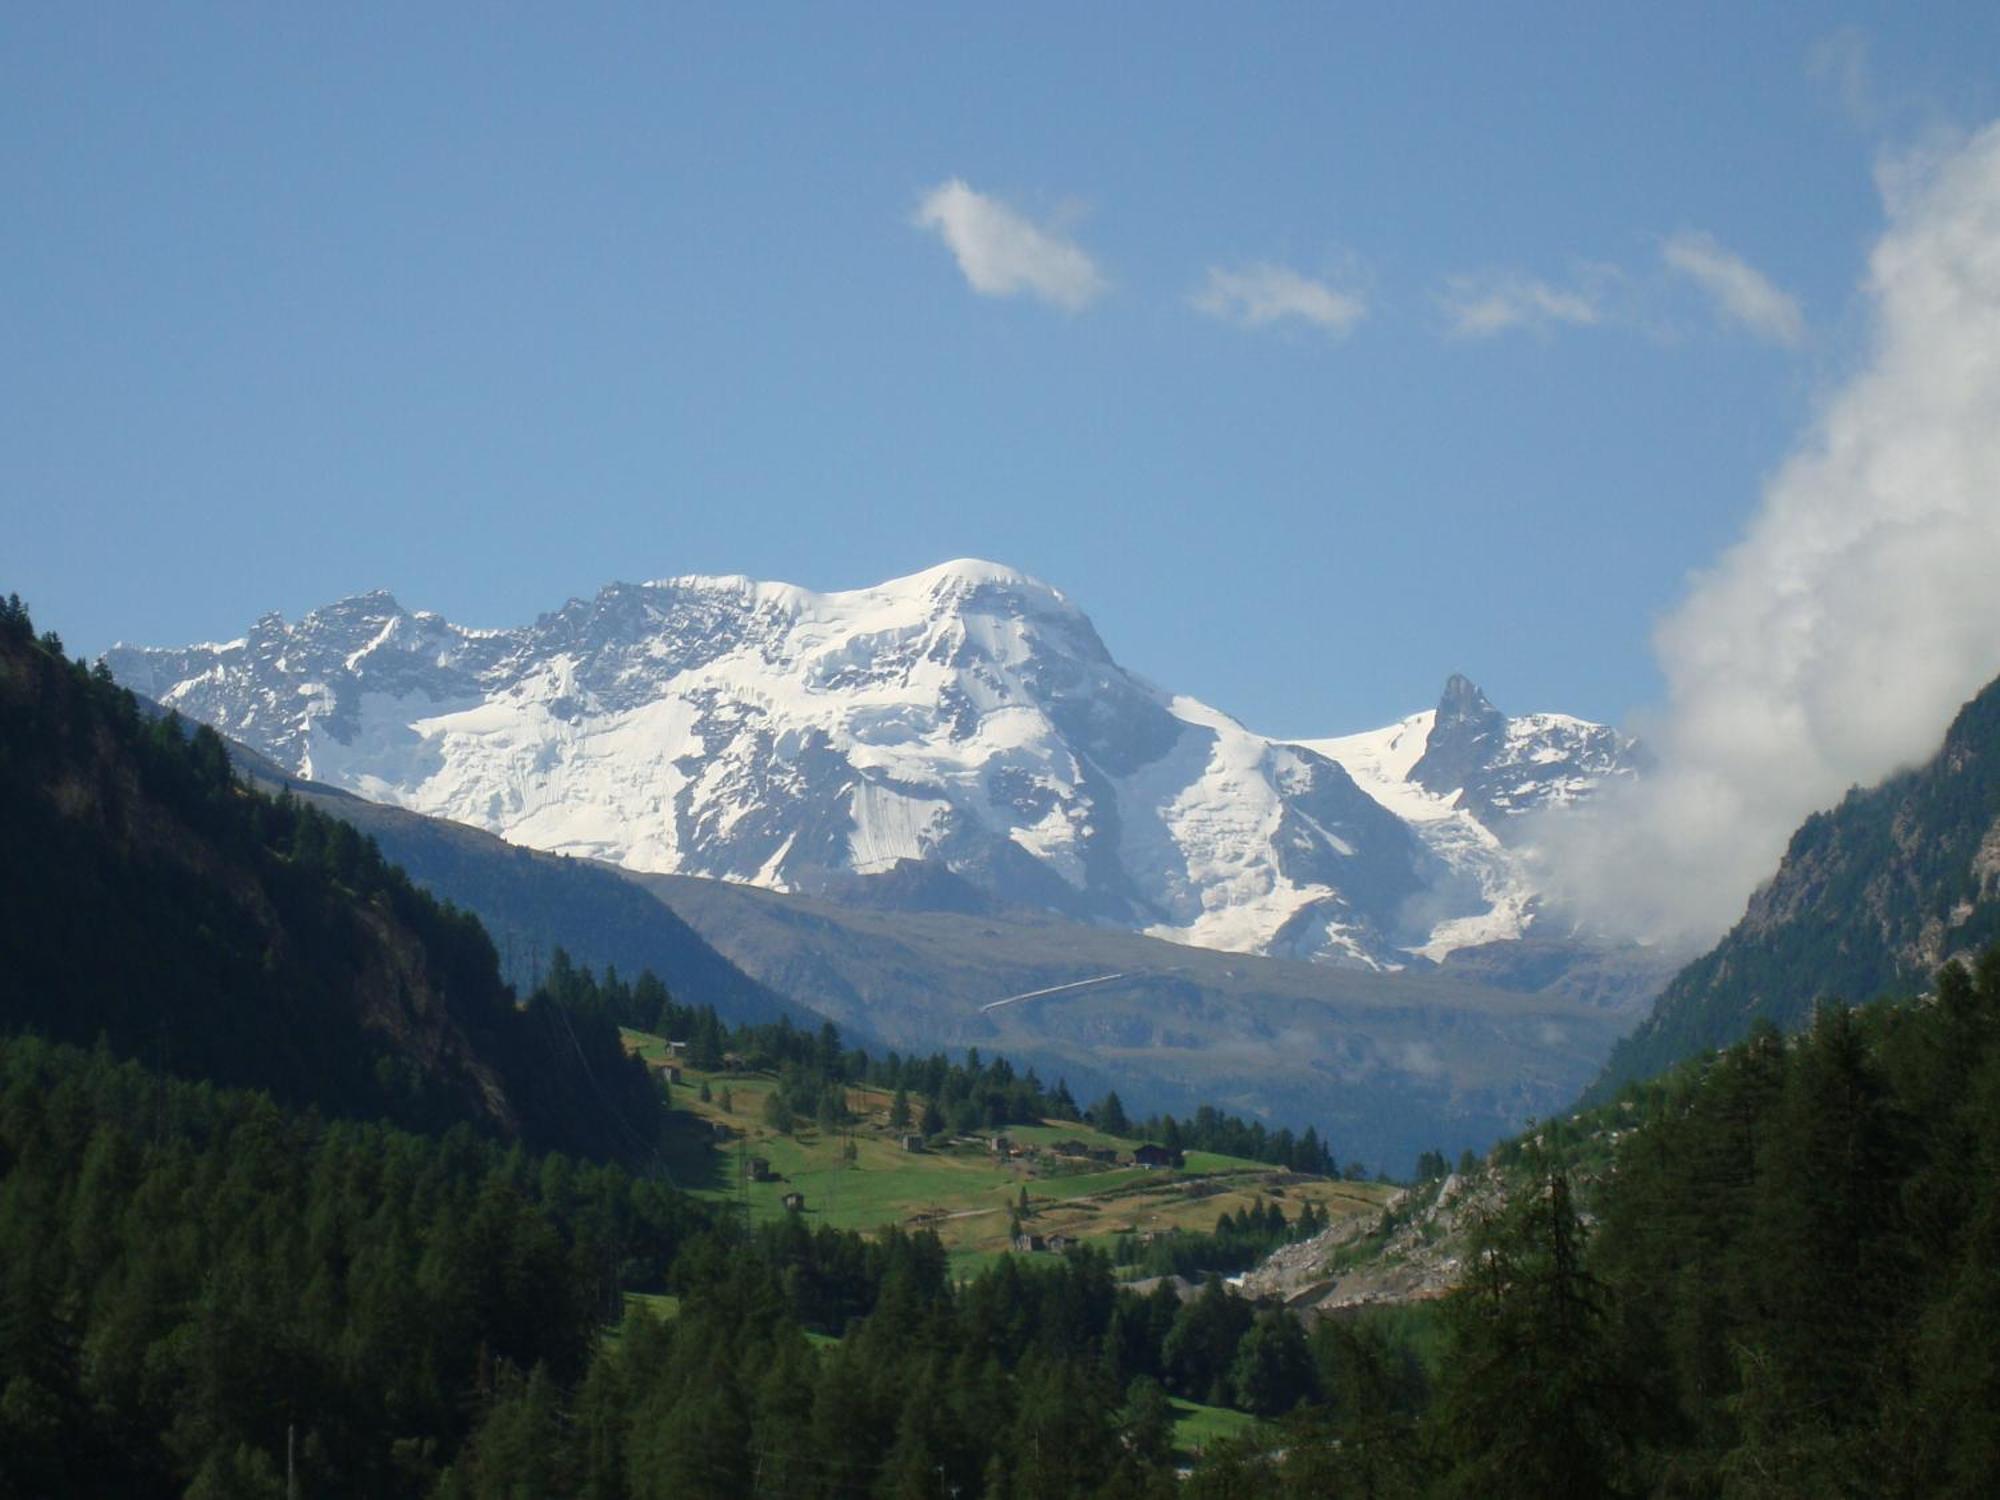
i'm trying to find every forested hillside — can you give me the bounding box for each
[1187,952,2000,1495]
[231,756,811,1031]
[1601,670,2000,1090]
[0,1036,702,1496]
[0,597,655,1159]
[1577,961,2000,1496]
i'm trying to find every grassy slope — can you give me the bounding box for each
[1171,1399,1264,1458]
[631,869,1642,1175]
[623,1029,1392,1276]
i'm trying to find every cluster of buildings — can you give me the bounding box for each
[900,1132,1181,1169]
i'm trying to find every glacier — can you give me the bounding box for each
[106,560,1641,970]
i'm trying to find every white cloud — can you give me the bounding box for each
[1191,261,1367,336]
[1533,121,2000,947]
[1437,270,1605,338]
[913,179,1107,312]
[1662,230,1806,345]
[1807,26,1879,130]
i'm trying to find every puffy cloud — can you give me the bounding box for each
[1534,122,2000,947]
[913,179,1107,311]
[1191,261,1367,336]
[1662,230,1806,345]
[1437,269,1606,338]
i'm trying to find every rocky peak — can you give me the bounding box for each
[1410,674,1508,798]
[1436,673,1501,728]
[298,589,408,637]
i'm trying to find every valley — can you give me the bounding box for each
[12,14,2000,1492]
[635,868,1648,1174]
[621,1026,1394,1275]
[108,565,1674,1172]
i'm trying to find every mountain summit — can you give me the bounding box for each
[1410,674,1507,798]
[107,565,1639,970]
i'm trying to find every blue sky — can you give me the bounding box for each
[5,4,1997,738]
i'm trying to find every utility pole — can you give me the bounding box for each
[286,1422,297,1500]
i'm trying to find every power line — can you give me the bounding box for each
[539,994,678,1189]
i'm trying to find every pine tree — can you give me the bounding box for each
[1231,1311,1317,1416]
[1051,1078,1080,1121]
[1729,1002,1908,1490]
[1432,1162,1636,1498]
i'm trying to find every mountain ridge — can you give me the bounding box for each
[0,603,659,1159]
[106,562,1643,974]
[217,734,819,1032]
[1595,668,2000,1091]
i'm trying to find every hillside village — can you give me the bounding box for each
[621,1027,1394,1277]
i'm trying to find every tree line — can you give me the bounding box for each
[537,947,1352,1172]
[1112,1195,1334,1282]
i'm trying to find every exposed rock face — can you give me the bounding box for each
[1237,1170,1507,1313]
[1600,670,2000,1090]
[1411,675,1510,802]
[1413,673,1640,832]
[1975,814,2000,901]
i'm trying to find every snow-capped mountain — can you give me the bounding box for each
[1300,675,1642,962]
[105,561,1639,969]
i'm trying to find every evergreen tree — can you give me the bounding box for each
[762,1091,795,1136]
[447,1363,569,1500]
[1162,1280,1254,1405]
[1117,1375,1177,1468]
[1051,1078,1080,1121]
[1230,1311,1317,1416]
[1432,1163,1636,1498]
